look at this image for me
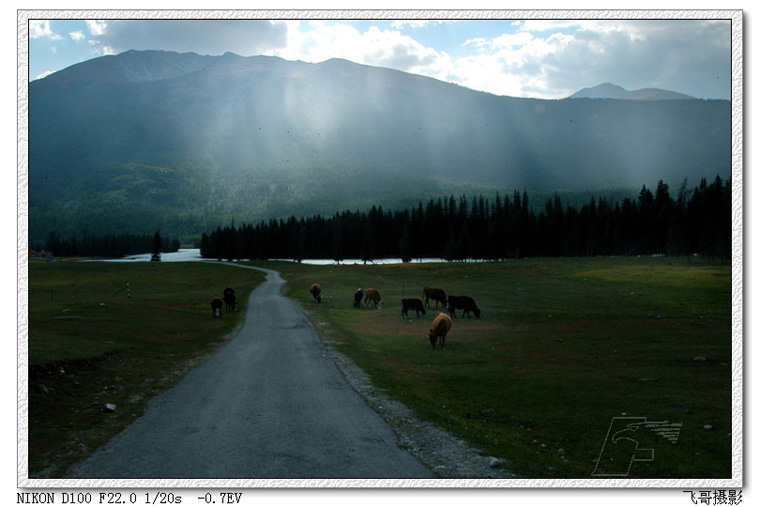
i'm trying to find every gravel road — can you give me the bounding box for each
[65,265,435,480]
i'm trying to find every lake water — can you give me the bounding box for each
[101,249,452,265]
[100,249,206,262]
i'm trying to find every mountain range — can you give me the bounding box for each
[569,82,697,100]
[27,50,731,244]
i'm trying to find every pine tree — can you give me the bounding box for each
[151,230,162,262]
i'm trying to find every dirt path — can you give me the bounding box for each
[65,264,434,480]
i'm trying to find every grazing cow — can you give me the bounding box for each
[447,295,481,319]
[364,288,382,309]
[223,287,236,312]
[428,313,452,349]
[401,298,427,318]
[211,297,224,318]
[309,283,323,303]
[422,286,447,308]
[353,288,364,308]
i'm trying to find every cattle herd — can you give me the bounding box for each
[309,284,482,349]
[210,287,237,318]
[209,281,481,349]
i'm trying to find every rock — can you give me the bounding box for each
[694,356,707,362]
[704,424,714,430]
[489,458,502,468]
[103,403,116,412]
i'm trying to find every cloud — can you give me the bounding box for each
[258,18,730,99]
[265,21,450,77]
[390,20,452,29]
[92,20,289,57]
[69,30,85,42]
[86,20,107,36]
[35,70,55,80]
[29,20,61,40]
[445,19,731,99]
[361,26,444,70]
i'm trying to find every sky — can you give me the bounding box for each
[25,13,735,100]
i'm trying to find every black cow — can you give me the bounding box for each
[353,288,364,308]
[447,295,481,319]
[401,298,427,318]
[223,287,237,313]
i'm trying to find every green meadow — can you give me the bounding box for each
[26,260,265,477]
[274,257,734,479]
[26,256,733,479]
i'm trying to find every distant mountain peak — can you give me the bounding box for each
[569,83,696,100]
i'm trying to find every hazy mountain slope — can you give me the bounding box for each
[28,51,731,243]
[569,82,696,100]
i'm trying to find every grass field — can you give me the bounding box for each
[272,257,734,479]
[26,260,265,478]
[25,256,734,479]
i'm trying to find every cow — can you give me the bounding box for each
[364,288,382,309]
[447,295,481,319]
[309,283,322,303]
[353,288,364,308]
[422,286,447,308]
[223,287,236,312]
[428,313,452,349]
[211,297,224,318]
[401,298,427,318]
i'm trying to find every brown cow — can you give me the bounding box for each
[309,283,322,303]
[364,288,382,309]
[211,297,224,318]
[428,312,452,349]
[423,286,447,308]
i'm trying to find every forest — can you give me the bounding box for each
[200,176,732,263]
[35,230,181,259]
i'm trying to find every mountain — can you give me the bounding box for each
[569,82,696,100]
[28,51,731,244]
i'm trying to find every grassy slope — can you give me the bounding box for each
[272,257,733,479]
[26,260,265,478]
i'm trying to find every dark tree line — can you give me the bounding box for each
[37,230,181,259]
[200,176,732,262]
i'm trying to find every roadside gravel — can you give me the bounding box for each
[309,317,516,481]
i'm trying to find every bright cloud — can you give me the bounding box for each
[85,20,107,36]
[29,20,60,40]
[266,21,449,75]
